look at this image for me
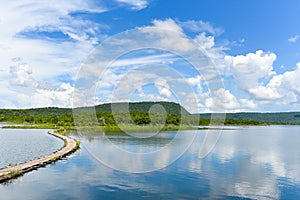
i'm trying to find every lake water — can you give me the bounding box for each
[0,129,64,169]
[1,126,300,199]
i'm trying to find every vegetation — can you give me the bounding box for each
[198,112,300,125]
[3,169,23,179]
[224,118,263,126]
[0,102,299,133]
[50,156,59,162]
[0,102,200,132]
[72,140,81,151]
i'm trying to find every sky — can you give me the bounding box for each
[0,0,300,113]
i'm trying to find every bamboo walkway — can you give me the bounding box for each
[0,131,79,183]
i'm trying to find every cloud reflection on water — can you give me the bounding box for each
[1,127,300,199]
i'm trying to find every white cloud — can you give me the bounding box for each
[280,63,300,94]
[223,51,300,110]
[93,19,300,113]
[30,83,74,108]
[187,75,202,86]
[288,35,299,43]
[244,62,300,106]
[205,128,300,199]
[258,63,300,105]
[179,20,224,36]
[0,1,107,108]
[205,88,240,112]
[1,3,299,113]
[110,53,177,67]
[152,18,184,34]
[240,99,257,109]
[225,50,277,92]
[154,78,172,98]
[140,19,196,52]
[114,0,149,10]
[10,62,36,87]
[0,1,106,39]
[249,86,282,100]
[194,32,215,49]
[5,60,75,108]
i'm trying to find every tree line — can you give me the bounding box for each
[0,109,264,127]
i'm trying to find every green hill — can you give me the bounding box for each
[1,102,300,125]
[0,102,192,125]
[95,102,191,116]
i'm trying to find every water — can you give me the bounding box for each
[0,129,64,168]
[1,126,300,199]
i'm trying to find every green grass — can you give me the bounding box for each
[75,124,198,134]
[3,124,57,129]
[50,156,59,162]
[3,169,23,179]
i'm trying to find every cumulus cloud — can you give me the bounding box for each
[187,75,202,86]
[154,78,172,98]
[10,62,36,87]
[1,2,299,113]
[223,50,300,110]
[89,19,300,112]
[239,99,257,110]
[249,86,282,100]
[30,83,74,108]
[225,50,277,92]
[255,63,300,105]
[5,59,75,108]
[288,35,299,43]
[194,32,215,49]
[248,62,300,107]
[280,63,300,94]
[224,50,300,111]
[205,88,240,112]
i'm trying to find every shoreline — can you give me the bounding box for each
[0,130,80,183]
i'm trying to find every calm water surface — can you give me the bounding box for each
[0,129,64,168]
[1,126,300,199]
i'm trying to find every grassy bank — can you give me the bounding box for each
[2,124,198,134]
[79,124,198,133]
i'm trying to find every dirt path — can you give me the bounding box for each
[0,131,79,183]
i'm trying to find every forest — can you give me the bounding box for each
[0,102,299,131]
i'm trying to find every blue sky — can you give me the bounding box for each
[0,0,300,112]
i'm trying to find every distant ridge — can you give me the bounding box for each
[197,112,300,125]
